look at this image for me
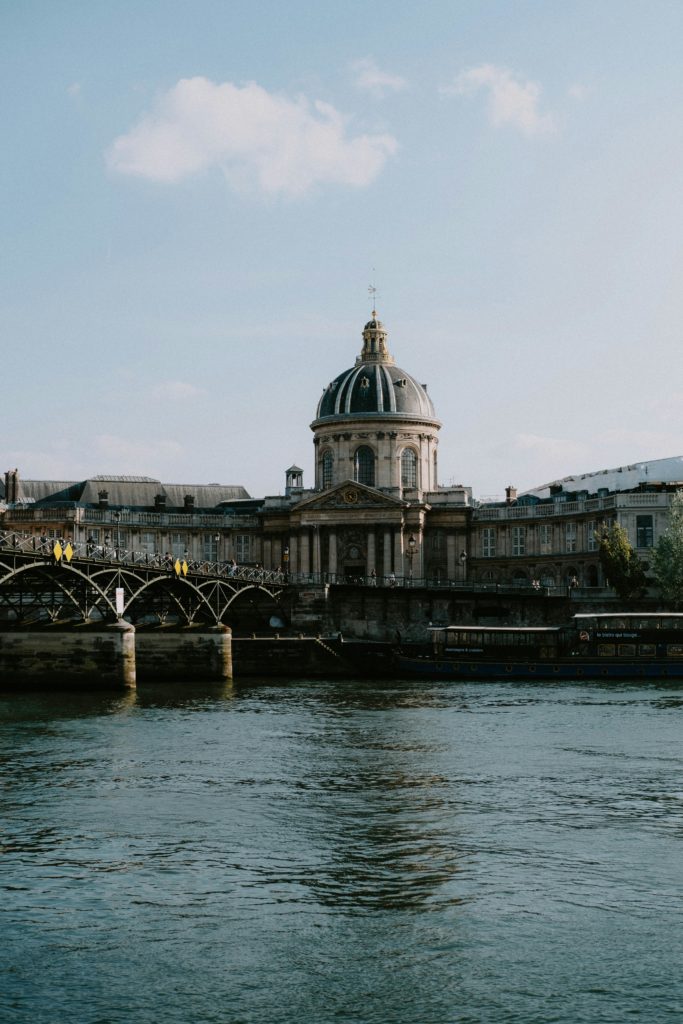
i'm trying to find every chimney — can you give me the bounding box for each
[4,468,19,504]
[505,485,517,504]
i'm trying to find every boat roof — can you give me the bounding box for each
[434,625,561,633]
[573,613,683,620]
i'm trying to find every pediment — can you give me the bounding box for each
[293,480,406,512]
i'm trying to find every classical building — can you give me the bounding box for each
[260,312,470,580]
[2,312,682,590]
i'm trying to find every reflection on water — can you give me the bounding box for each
[1,679,683,1024]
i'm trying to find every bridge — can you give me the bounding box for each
[0,530,287,628]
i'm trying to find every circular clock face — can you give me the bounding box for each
[344,488,359,504]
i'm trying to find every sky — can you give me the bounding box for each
[3,0,683,501]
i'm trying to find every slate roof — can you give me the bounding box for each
[12,477,251,509]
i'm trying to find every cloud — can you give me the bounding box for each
[442,64,555,136]
[567,82,590,101]
[352,58,408,98]
[107,77,397,196]
[150,380,205,402]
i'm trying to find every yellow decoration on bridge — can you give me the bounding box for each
[174,558,181,576]
[182,560,188,576]
[64,543,73,562]
[53,541,63,562]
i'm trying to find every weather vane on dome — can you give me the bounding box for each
[368,272,378,317]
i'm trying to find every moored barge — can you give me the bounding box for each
[395,613,683,680]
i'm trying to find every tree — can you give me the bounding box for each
[597,521,647,601]
[653,490,683,607]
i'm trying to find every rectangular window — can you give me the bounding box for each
[539,524,552,554]
[140,531,156,555]
[203,534,218,561]
[235,534,251,563]
[482,527,496,558]
[586,520,597,552]
[512,526,526,556]
[565,523,577,553]
[170,532,186,558]
[636,515,653,548]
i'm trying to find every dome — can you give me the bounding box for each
[314,362,437,421]
[312,312,439,426]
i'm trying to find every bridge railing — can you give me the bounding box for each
[0,531,284,585]
[0,532,614,596]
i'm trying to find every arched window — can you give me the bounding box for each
[401,448,417,488]
[321,450,334,489]
[354,446,375,487]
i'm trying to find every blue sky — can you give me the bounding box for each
[3,0,683,499]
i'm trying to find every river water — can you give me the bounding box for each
[1,678,682,1024]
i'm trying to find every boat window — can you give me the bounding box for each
[598,644,616,657]
[639,645,656,657]
[618,644,637,657]
[662,618,681,631]
[667,645,683,657]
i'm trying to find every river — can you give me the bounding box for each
[1,678,682,1023]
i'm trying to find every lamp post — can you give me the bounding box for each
[283,545,289,582]
[113,511,121,561]
[406,533,416,585]
[459,549,468,583]
[214,533,221,566]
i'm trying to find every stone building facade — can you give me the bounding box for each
[2,312,682,589]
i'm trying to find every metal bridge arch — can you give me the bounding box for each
[0,559,116,622]
[0,547,287,627]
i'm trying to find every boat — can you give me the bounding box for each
[394,613,683,680]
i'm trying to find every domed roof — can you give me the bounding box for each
[314,362,437,421]
[312,313,439,425]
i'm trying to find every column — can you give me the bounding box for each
[447,533,457,581]
[300,532,310,574]
[394,528,403,580]
[383,528,392,576]
[328,530,337,578]
[367,529,376,576]
[415,531,424,580]
[288,534,298,575]
[312,528,321,576]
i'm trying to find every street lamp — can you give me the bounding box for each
[459,549,468,583]
[406,533,416,584]
[113,511,121,561]
[283,545,289,581]
[214,533,221,566]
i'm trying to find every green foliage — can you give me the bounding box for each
[597,521,647,601]
[653,491,683,607]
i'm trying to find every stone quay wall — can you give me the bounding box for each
[0,624,232,689]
